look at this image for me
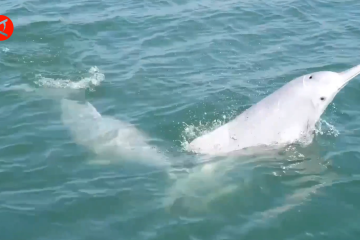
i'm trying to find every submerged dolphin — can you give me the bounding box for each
[60,99,170,167]
[187,65,360,156]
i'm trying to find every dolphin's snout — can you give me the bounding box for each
[339,64,360,86]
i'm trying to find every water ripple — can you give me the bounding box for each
[2,0,360,239]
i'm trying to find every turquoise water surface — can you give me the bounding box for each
[2,0,360,239]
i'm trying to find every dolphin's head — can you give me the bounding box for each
[297,65,360,117]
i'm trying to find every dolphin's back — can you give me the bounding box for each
[187,78,315,155]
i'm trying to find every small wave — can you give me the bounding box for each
[3,83,36,92]
[34,66,104,91]
[2,66,103,101]
[1,47,9,53]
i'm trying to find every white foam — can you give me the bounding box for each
[1,47,9,53]
[34,66,104,91]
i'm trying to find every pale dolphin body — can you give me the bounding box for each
[187,65,360,156]
[60,99,170,167]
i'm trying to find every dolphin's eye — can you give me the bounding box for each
[320,97,325,101]
[309,75,313,79]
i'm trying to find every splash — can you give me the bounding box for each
[179,113,236,151]
[34,66,104,91]
[1,47,9,53]
[315,119,339,137]
[179,114,340,154]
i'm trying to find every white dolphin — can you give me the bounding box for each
[60,99,170,167]
[187,65,360,156]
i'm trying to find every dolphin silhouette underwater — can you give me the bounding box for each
[187,64,360,156]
